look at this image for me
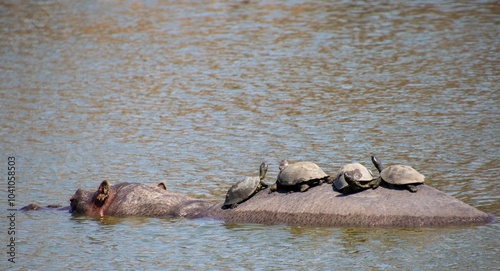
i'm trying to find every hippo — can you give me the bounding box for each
[25,180,493,228]
[68,180,212,218]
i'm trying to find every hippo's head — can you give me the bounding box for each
[70,180,113,216]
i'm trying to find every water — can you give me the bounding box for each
[1,0,499,270]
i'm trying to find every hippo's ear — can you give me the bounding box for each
[95,180,110,205]
[157,182,167,190]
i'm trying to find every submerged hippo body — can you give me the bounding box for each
[66,180,492,227]
[70,180,212,218]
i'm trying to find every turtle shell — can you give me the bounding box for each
[335,163,373,182]
[380,165,425,185]
[278,162,328,186]
[224,176,262,206]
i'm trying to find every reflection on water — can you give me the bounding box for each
[1,0,499,270]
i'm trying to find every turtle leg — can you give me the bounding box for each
[230,203,238,209]
[325,176,335,184]
[260,181,269,190]
[407,184,418,193]
[339,180,364,194]
[299,184,310,192]
[268,182,278,193]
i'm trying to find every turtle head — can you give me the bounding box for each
[259,162,268,180]
[371,156,383,173]
[278,160,289,171]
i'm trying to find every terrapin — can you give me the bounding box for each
[371,156,425,192]
[223,162,268,209]
[270,161,331,193]
[334,163,378,194]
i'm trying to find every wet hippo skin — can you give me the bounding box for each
[62,180,493,227]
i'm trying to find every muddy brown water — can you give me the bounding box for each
[1,1,498,270]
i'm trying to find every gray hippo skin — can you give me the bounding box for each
[69,180,212,218]
[60,180,493,227]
